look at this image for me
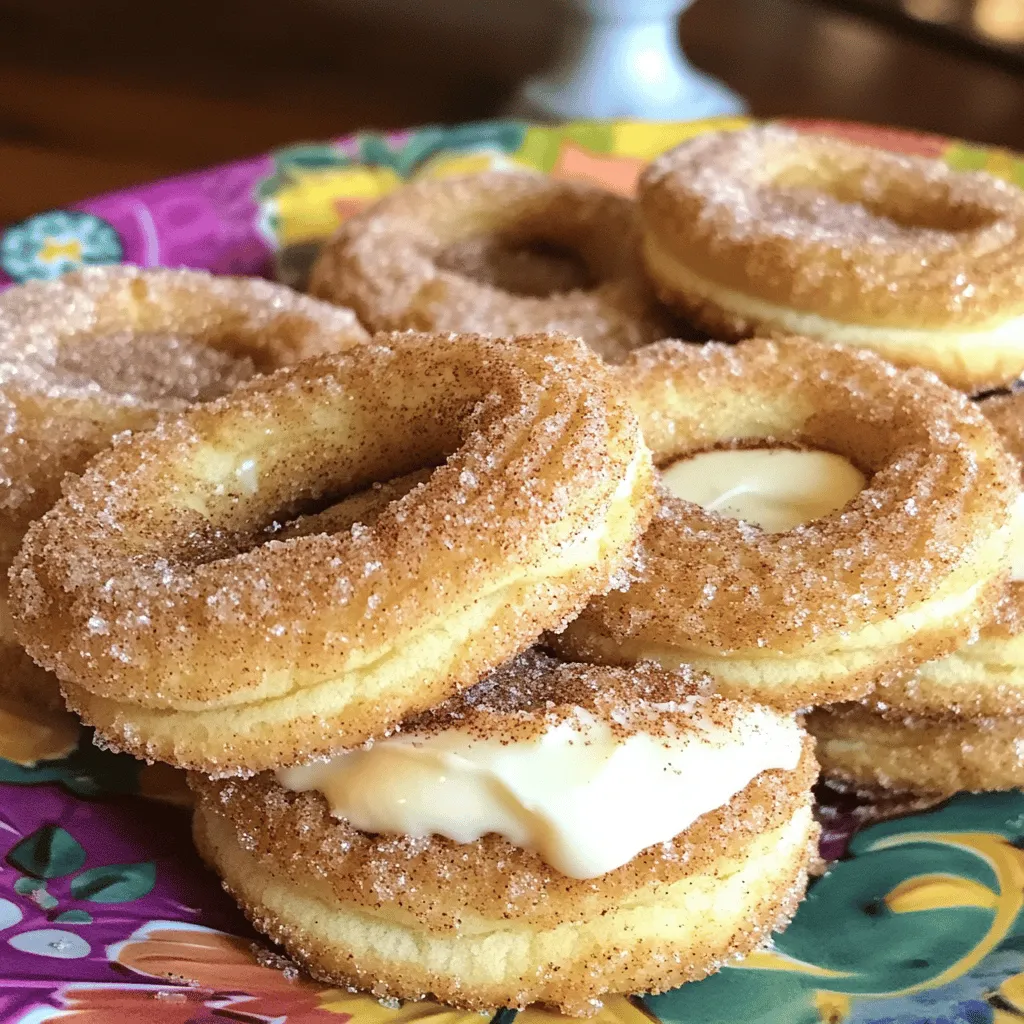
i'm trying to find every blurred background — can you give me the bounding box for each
[1,0,1022,224]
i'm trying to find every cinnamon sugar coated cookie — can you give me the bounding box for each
[810,388,1024,794]
[191,654,819,1015]
[639,126,1024,391]
[309,172,676,362]
[10,332,655,774]
[552,337,1020,709]
[807,703,1024,796]
[0,266,367,710]
[10,126,1023,1016]
[869,392,1024,719]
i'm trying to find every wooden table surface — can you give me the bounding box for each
[1,0,1022,224]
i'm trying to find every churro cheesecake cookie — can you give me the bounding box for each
[0,266,368,711]
[310,172,675,362]
[638,125,1024,392]
[810,388,1024,796]
[553,337,1019,709]
[11,332,655,774]
[191,653,818,1015]
[807,703,1024,797]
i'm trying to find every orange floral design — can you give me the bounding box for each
[45,923,653,1024]
[49,985,226,1024]
[52,923,348,1022]
[549,143,646,197]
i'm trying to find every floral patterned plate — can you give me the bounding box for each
[2,118,1024,1024]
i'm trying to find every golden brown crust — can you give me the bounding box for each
[0,266,368,710]
[191,739,817,1014]
[190,739,817,931]
[554,337,1018,709]
[552,571,1008,712]
[639,125,1024,329]
[638,127,1024,391]
[194,801,816,1016]
[309,172,675,363]
[870,638,1024,718]
[872,389,1024,716]
[404,650,745,742]
[808,702,1024,795]
[12,332,656,773]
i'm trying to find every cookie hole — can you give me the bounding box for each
[262,468,435,545]
[436,235,596,297]
[767,163,1000,234]
[52,332,258,405]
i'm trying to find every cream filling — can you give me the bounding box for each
[278,706,802,879]
[662,448,866,533]
[646,236,1024,364]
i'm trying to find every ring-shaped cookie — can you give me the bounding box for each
[10,332,655,774]
[552,337,1018,710]
[638,126,1024,392]
[807,390,1024,796]
[190,656,818,1015]
[0,266,368,711]
[868,390,1024,717]
[807,703,1024,796]
[309,172,674,363]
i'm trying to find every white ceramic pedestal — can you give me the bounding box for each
[514,0,745,121]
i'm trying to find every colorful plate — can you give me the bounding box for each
[2,118,1024,1024]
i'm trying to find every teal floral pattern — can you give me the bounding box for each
[0,210,122,282]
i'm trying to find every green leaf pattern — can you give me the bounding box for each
[70,862,156,904]
[7,825,86,879]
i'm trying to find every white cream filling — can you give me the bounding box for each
[278,706,802,879]
[646,237,1024,364]
[662,448,866,532]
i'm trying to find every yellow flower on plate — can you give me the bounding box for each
[610,117,748,160]
[269,165,402,248]
[813,990,851,1024]
[993,971,1024,1022]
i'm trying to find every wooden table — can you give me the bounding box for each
[1,0,1022,223]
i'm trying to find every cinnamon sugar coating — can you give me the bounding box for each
[976,389,1024,635]
[191,708,817,1013]
[981,389,1024,463]
[553,337,1019,709]
[309,172,675,363]
[870,389,1024,716]
[639,126,1024,390]
[10,331,655,774]
[404,649,738,742]
[191,654,813,929]
[808,702,1024,795]
[0,266,367,710]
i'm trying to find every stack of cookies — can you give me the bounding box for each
[2,122,1024,1014]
